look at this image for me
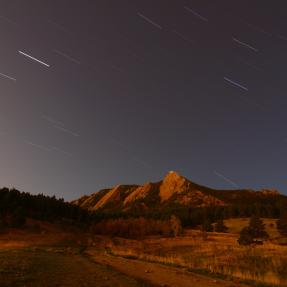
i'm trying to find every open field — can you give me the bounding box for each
[87,247,247,287]
[88,219,287,286]
[97,233,287,286]
[0,228,242,287]
[0,218,287,287]
[0,220,152,287]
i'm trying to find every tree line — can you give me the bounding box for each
[0,187,89,228]
[1,187,287,242]
[93,198,287,229]
[91,215,182,238]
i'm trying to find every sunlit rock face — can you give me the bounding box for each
[159,171,192,201]
[73,171,231,211]
[124,182,155,205]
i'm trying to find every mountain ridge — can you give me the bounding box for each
[73,171,282,213]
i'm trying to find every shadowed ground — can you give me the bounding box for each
[0,248,152,287]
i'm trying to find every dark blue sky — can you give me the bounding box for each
[0,1,286,200]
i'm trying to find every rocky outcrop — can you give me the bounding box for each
[73,171,281,212]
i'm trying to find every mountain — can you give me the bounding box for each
[73,171,283,214]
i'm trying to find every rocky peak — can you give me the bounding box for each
[163,171,185,182]
[260,189,280,196]
[159,171,191,201]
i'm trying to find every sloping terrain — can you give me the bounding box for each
[74,171,284,213]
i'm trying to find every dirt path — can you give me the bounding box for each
[0,248,152,287]
[87,248,247,287]
[0,227,249,287]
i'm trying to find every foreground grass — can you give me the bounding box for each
[104,223,287,287]
[108,244,286,287]
[0,247,151,287]
[0,248,67,287]
[0,218,286,287]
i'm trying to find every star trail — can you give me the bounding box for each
[0,0,286,200]
[18,50,50,67]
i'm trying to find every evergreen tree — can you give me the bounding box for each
[248,215,269,239]
[11,207,26,228]
[238,215,269,245]
[202,219,213,232]
[0,214,4,231]
[214,219,228,233]
[277,211,287,237]
[238,227,254,245]
[0,187,90,226]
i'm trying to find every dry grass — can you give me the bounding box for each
[105,219,287,286]
[1,217,286,286]
[0,247,146,287]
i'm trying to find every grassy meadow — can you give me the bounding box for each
[1,217,287,286]
[102,218,287,286]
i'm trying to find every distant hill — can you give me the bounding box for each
[73,172,286,220]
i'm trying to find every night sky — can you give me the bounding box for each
[1,1,287,200]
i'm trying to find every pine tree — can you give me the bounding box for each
[238,215,269,245]
[248,215,269,239]
[0,214,4,232]
[238,227,254,245]
[277,211,287,237]
[214,219,228,233]
[202,219,213,232]
[11,207,26,228]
